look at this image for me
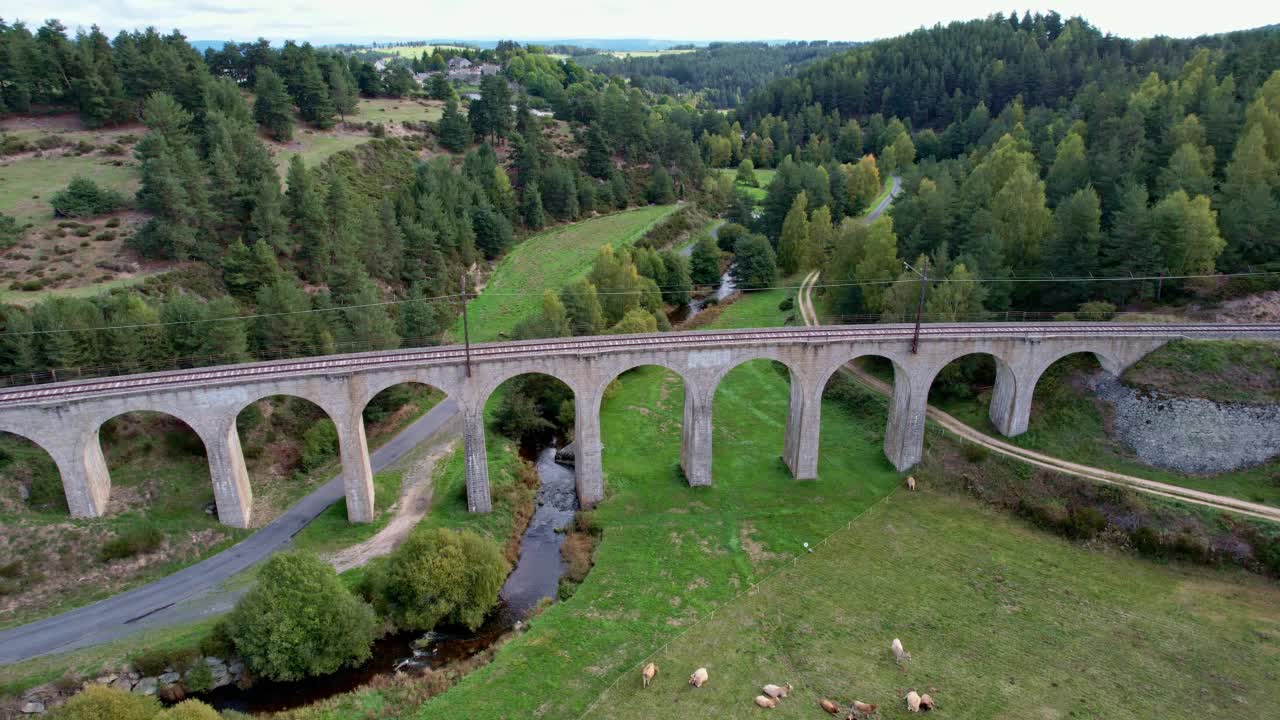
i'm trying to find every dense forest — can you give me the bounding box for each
[580,41,857,107]
[0,13,1279,386]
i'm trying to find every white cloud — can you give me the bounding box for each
[25,0,1277,43]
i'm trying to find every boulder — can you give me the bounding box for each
[110,677,134,692]
[203,656,227,669]
[95,674,117,685]
[228,660,245,677]
[210,669,232,689]
[20,701,44,714]
[133,677,158,695]
[158,672,180,685]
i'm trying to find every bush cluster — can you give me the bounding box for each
[50,177,127,218]
[52,686,222,719]
[100,525,164,562]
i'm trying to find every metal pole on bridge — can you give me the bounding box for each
[461,274,472,378]
[906,259,929,355]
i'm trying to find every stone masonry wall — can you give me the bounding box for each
[1092,374,1280,474]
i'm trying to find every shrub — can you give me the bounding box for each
[961,442,989,463]
[197,621,234,658]
[182,663,214,693]
[102,142,126,155]
[34,135,65,150]
[0,136,32,154]
[0,560,20,578]
[299,419,338,471]
[52,685,160,720]
[131,647,199,676]
[155,700,222,720]
[101,525,164,561]
[1053,312,1076,321]
[50,177,126,218]
[105,217,121,228]
[225,551,377,681]
[1131,526,1165,558]
[1065,506,1108,540]
[1076,301,1117,321]
[0,214,22,249]
[368,528,509,632]
[778,297,794,311]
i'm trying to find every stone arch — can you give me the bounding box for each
[94,408,215,521]
[231,392,347,525]
[0,428,68,515]
[595,362,689,494]
[814,350,924,474]
[700,352,810,485]
[918,350,1020,438]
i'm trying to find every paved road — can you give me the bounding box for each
[865,174,902,223]
[0,398,461,664]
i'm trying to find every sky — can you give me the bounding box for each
[26,0,1278,44]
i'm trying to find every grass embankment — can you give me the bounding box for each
[1124,339,1280,404]
[0,150,139,225]
[927,354,1280,508]
[455,205,678,342]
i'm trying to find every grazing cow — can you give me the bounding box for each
[906,476,916,491]
[820,698,841,714]
[851,700,878,717]
[689,667,709,688]
[905,690,922,712]
[762,683,792,699]
[919,693,936,711]
[754,695,777,709]
[641,662,657,688]
[891,637,911,662]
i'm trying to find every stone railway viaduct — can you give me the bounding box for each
[1,323,1276,528]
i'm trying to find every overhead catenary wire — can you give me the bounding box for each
[2,268,1277,339]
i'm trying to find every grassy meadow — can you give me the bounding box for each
[0,155,138,225]
[278,283,1280,720]
[455,205,678,342]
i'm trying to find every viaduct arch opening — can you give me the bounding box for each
[0,431,65,515]
[598,364,688,498]
[97,411,212,520]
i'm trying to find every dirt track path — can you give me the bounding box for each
[328,420,461,573]
[796,270,1280,523]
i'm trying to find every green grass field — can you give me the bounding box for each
[355,98,445,124]
[0,155,138,224]
[718,167,775,203]
[273,133,370,175]
[454,205,678,342]
[282,267,1280,720]
[0,273,163,307]
[375,44,470,58]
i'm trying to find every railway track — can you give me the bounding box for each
[795,270,1280,523]
[2,321,1277,407]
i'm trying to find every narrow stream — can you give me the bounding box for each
[670,233,736,324]
[196,444,578,715]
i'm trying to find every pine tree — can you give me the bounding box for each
[199,296,249,366]
[1044,187,1102,305]
[647,167,676,204]
[248,174,289,252]
[297,58,335,129]
[584,125,612,179]
[328,58,358,121]
[399,282,443,347]
[253,277,315,358]
[1218,126,1280,268]
[1046,131,1088,206]
[253,67,294,142]
[1151,190,1225,276]
[438,98,472,152]
[730,234,779,290]
[1158,143,1214,199]
[520,182,545,230]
